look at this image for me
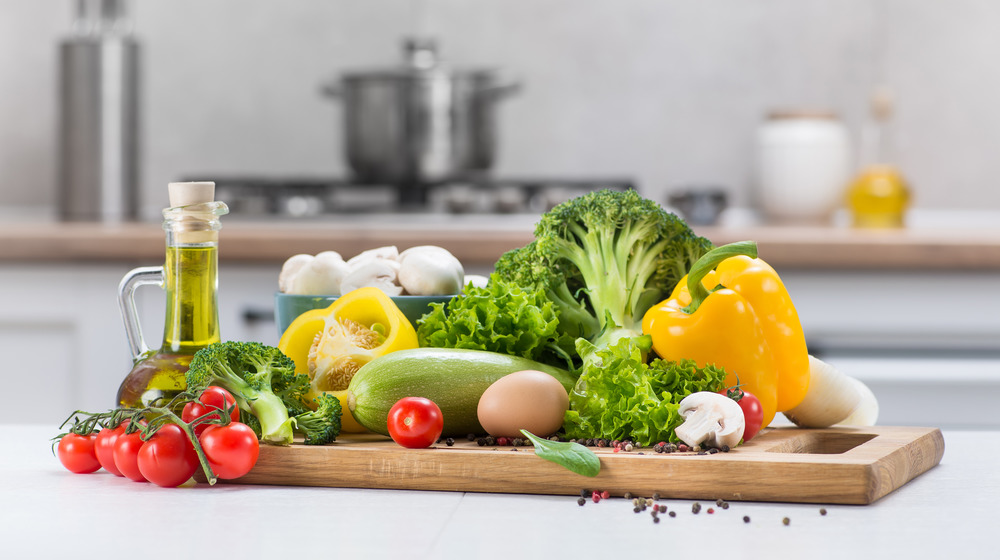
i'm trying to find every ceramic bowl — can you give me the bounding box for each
[274,292,453,337]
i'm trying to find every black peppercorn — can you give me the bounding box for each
[820,508,827,515]
[691,502,701,514]
[782,517,790,526]
[577,497,586,506]
[743,516,750,523]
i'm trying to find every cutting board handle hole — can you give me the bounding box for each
[764,432,877,454]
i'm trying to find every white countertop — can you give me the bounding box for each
[2,424,994,559]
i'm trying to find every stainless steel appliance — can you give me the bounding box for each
[58,0,140,222]
[321,38,519,203]
[202,177,634,220]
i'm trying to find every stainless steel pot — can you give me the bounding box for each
[322,39,519,189]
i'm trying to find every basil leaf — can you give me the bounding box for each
[521,430,600,477]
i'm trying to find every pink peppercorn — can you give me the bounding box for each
[601,490,610,499]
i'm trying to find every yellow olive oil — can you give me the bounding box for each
[116,244,221,409]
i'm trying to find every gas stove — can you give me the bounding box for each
[200,177,634,219]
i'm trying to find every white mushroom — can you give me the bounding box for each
[347,246,399,268]
[278,254,314,293]
[340,258,403,296]
[280,251,349,295]
[397,246,464,295]
[463,274,490,290]
[674,392,745,449]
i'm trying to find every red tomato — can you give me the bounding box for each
[721,388,764,442]
[200,422,260,479]
[137,423,199,488]
[387,397,444,449]
[182,386,240,436]
[113,429,148,482]
[94,425,125,476]
[56,433,101,474]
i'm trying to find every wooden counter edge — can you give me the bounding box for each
[2,222,1000,270]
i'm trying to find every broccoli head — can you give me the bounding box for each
[186,341,340,446]
[290,393,342,445]
[495,189,713,356]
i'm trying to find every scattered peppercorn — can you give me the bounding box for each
[445,438,455,447]
[591,492,601,503]
[476,437,488,446]
[466,433,476,441]
[624,492,632,500]
[577,497,586,506]
[782,517,790,526]
[820,508,828,516]
[601,490,610,500]
[678,444,689,452]
[653,516,660,524]
[580,489,590,498]
[721,445,730,452]
[707,508,715,514]
[691,502,702,514]
[652,492,660,501]
[743,516,750,523]
[668,511,676,518]
[721,502,729,510]
[624,443,633,452]
[658,505,667,513]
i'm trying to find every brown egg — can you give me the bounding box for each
[477,370,570,438]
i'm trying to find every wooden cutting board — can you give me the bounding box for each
[223,425,944,505]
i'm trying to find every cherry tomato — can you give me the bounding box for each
[56,433,101,474]
[137,423,199,488]
[113,429,148,482]
[387,397,444,449]
[200,422,260,479]
[720,388,764,442]
[94,425,125,476]
[182,386,240,436]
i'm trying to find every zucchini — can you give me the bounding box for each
[346,348,577,437]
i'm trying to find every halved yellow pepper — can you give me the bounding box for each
[641,241,810,428]
[278,287,419,432]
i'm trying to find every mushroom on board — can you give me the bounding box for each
[674,391,745,449]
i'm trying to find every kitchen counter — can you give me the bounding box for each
[2,424,993,559]
[3,217,1000,269]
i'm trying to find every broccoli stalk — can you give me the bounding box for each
[186,341,338,446]
[495,189,713,362]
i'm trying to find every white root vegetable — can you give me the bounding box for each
[340,258,403,296]
[837,377,879,426]
[783,355,869,428]
[674,392,745,449]
[397,246,464,296]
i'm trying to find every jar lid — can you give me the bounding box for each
[339,37,497,81]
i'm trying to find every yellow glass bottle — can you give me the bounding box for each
[116,182,228,409]
[847,87,911,228]
[847,165,910,228]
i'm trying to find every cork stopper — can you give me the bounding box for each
[164,181,225,245]
[168,181,215,207]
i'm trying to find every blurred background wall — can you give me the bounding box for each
[0,0,995,220]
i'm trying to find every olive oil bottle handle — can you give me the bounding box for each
[118,266,164,362]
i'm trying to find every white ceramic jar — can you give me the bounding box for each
[755,112,852,223]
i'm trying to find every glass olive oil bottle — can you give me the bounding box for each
[116,182,228,409]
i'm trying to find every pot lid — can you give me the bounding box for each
[340,37,498,81]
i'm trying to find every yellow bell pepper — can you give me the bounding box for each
[641,241,810,428]
[278,286,419,432]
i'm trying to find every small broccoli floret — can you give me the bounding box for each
[495,189,713,361]
[290,393,342,445]
[187,341,302,446]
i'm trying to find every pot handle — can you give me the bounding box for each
[481,81,522,99]
[319,81,342,99]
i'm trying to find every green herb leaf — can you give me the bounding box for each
[520,429,600,477]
